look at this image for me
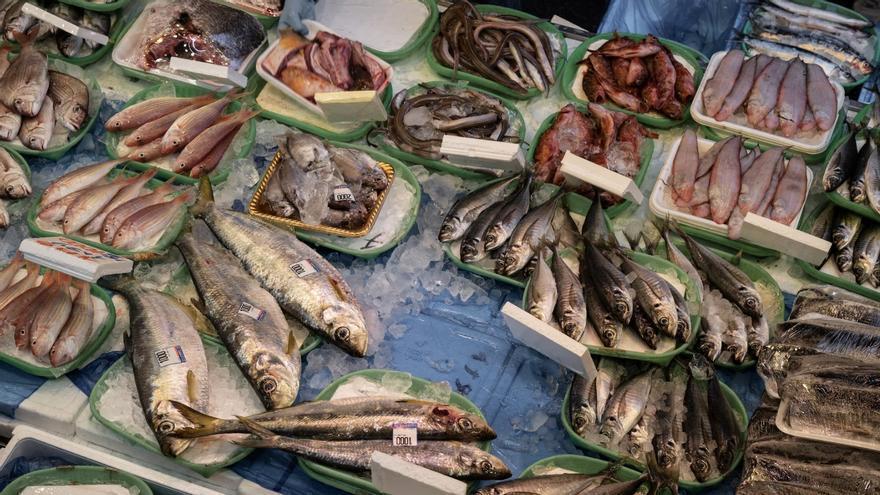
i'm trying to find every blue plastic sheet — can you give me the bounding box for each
[0,456,70,490]
[0,361,46,419]
[68,351,125,397]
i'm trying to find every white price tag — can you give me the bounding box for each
[155,346,186,367]
[392,422,418,447]
[238,301,266,321]
[333,186,354,203]
[290,260,317,278]
[21,3,110,45]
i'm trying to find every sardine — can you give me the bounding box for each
[105,95,216,132]
[527,249,556,323]
[600,370,652,446]
[484,175,532,250]
[48,71,89,132]
[551,247,586,340]
[29,273,73,358]
[40,159,122,207]
[439,175,519,243]
[19,96,53,151]
[112,192,191,250]
[703,50,744,117]
[48,279,93,367]
[822,127,858,192]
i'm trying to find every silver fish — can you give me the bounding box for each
[551,247,586,340]
[852,223,880,285]
[527,248,556,323]
[496,192,560,276]
[484,175,532,251]
[583,243,633,325]
[459,201,504,263]
[621,256,678,338]
[600,370,652,445]
[439,174,519,242]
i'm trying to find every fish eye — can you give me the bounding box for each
[14,98,20,106]
[572,416,586,428]
[336,327,350,341]
[479,460,494,473]
[259,378,277,394]
[604,330,615,340]
[659,317,669,326]
[158,420,176,433]
[457,417,473,430]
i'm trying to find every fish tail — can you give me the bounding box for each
[167,400,228,438]
[232,416,280,449]
[98,273,137,294]
[13,24,40,47]
[190,177,214,218]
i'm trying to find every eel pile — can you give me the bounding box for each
[579,33,696,119]
[701,50,838,137]
[385,84,520,161]
[261,30,388,101]
[568,355,743,484]
[668,131,808,239]
[258,131,390,230]
[2,1,112,58]
[822,126,880,219]
[0,147,30,228]
[0,259,102,367]
[431,0,559,94]
[35,161,190,251]
[534,103,655,204]
[106,92,257,178]
[743,0,875,86]
[809,203,880,288]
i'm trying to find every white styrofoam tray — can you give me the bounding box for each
[776,397,880,453]
[649,135,813,240]
[314,0,430,54]
[690,51,845,155]
[256,20,393,120]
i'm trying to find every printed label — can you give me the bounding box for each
[333,186,355,203]
[392,422,418,447]
[289,260,317,278]
[238,301,266,321]
[156,346,186,367]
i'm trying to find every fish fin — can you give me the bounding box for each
[187,369,199,403]
[168,400,224,438]
[731,250,743,266]
[285,330,298,356]
[13,24,40,46]
[190,297,207,315]
[191,177,214,217]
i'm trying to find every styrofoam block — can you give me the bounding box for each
[560,151,643,204]
[441,136,524,173]
[741,213,831,265]
[16,377,87,437]
[371,452,467,495]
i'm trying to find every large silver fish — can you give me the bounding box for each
[600,370,652,445]
[439,174,519,242]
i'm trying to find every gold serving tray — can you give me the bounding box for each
[248,150,396,237]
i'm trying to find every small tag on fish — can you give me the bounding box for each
[238,301,266,321]
[333,186,355,203]
[392,422,418,447]
[290,260,317,278]
[156,346,187,367]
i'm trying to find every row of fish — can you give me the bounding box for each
[432,0,559,94]
[669,131,808,239]
[702,50,837,137]
[810,203,880,287]
[0,147,30,227]
[2,0,112,58]
[742,0,874,85]
[106,92,255,178]
[261,30,388,101]
[789,284,880,325]
[0,259,98,367]
[534,103,655,202]
[568,355,743,484]
[579,33,696,119]
[259,132,389,230]
[822,125,880,218]
[475,465,655,495]
[35,162,190,251]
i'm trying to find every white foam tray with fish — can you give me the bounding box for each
[690,50,844,155]
[255,20,394,120]
[649,135,813,242]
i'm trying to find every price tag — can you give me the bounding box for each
[238,301,266,321]
[155,346,186,367]
[559,151,643,204]
[21,3,110,45]
[333,186,354,203]
[289,260,317,278]
[392,422,418,447]
[169,57,249,89]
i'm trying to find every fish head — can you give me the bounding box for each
[599,318,620,348]
[737,288,763,317]
[322,303,368,357]
[48,337,77,367]
[152,400,196,457]
[653,437,679,470]
[24,131,47,151]
[438,217,462,243]
[599,415,624,445]
[495,245,526,275]
[457,450,511,480]
[60,103,88,132]
[458,238,482,263]
[610,289,633,322]
[570,405,597,435]
[13,90,43,118]
[58,34,84,58]
[690,448,713,482]
[429,405,496,440]
[483,225,506,250]
[652,305,678,336]
[527,303,550,323]
[251,350,300,410]
[3,176,31,198]
[676,316,691,342]
[699,340,719,361]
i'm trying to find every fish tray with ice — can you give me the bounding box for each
[0,465,153,494]
[103,82,257,185]
[822,107,880,224]
[0,146,33,230]
[477,454,650,495]
[561,32,706,129]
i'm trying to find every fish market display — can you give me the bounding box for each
[106,92,256,178]
[807,203,880,288]
[567,355,743,483]
[384,84,521,161]
[431,0,560,94]
[745,0,875,86]
[256,132,390,230]
[822,127,880,219]
[133,0,265,72]
[35,162,190,251]
[700,50,840,137]
[0,147,30,228]
[260,30,389,101]
[790,284,880,326]
[664,132,808,239]
[577,33,696,119]
[534,103,656,204]
[2,1,113,59]
[475,468,650,495]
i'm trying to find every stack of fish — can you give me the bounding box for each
[260,30,388,101]
[431,0,559,94]
[668,131,808,239]
[534,103,655,203]
[258,132,389,230]
[568,355,743,484]
[701,50,838,137]
[809,203,880,287]
[0,258,99,367]
[35,161,191,251]
[579,34,696,119]
[2,0,112,58]
[385,85,520,161]
[823,126,880,218]
[106,92,256,178]
[475,466,652,494]
[0,147,30,228]
[163,395,511,481]
[0,33,90,150]
[743,0,874,86]
[789,284,880,325]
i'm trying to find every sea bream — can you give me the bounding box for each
[0,147,30,199]
[0,26,48,117]
[48,71,90,132]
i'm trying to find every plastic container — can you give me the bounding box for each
[776,392,880,453]
[519,454,646,482]
[691,50,845,155]
[206,0,279,29]
[0,466,152,495]
[561,32,706,129]
[6,15,124,67]
[823,105,880,222]
[425,4,567,100]
[57,0,130,12]
[649,134,813,258]
[375,80,527,180]
[299,369,492,495]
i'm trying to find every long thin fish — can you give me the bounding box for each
[105,95,215,132]
[49,279,94,367]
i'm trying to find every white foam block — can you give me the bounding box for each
[441,135,524,172]
[560,151,643,204]
[315,90,388,123]
[22,3,109,45]
[741,212,831,265]
[370,452,467,495]
[16,377,87,437]
[169,58,248,89]
[19,237,133,283]
[501,302,597,379]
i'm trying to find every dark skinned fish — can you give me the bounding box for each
[583,243,633,324]
[439,174,519,242]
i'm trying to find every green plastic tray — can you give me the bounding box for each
[58,0,131,12]
[425,4,568,100]
[0,146,30,179]
[299,369,493,494]
[560,363,748,491]
[519,454,647,485]
[521,251,700,366]
[375,80,526,180]
[796,201,880,302]
[360,0,438,62]
[26,170,190,261]
[823,105,880,222]
[88,335,255,477]
[7,15,124,67]
[528,104,655,219]
[0,466,152,495]
[561,32,706,129]
[4,59,102,161]
[741,0,880,91]
[0,273,115,378]
[103,82,256,186]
